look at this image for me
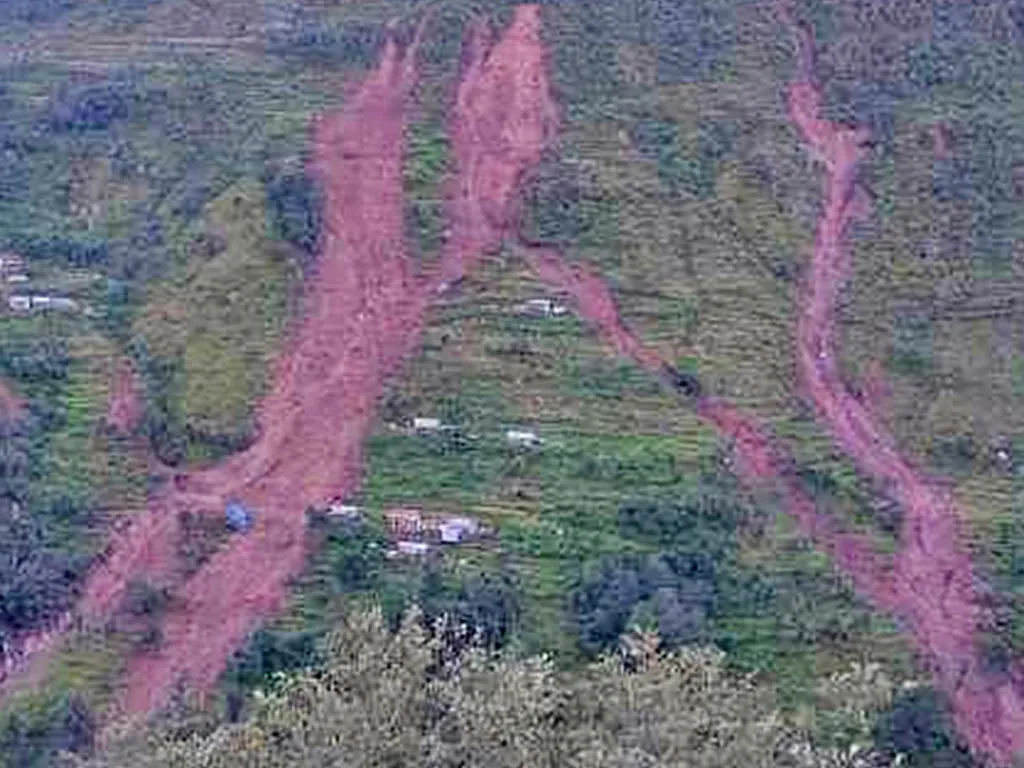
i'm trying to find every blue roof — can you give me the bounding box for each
[225,502,253,531]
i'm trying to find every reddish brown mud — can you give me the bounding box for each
[786,22,1024,765]
[110,4,556,718]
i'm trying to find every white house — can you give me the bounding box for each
[7,295,79,313]
[326,501,362,519]
[518,298,569,318]
[506,429,543,448]
[0,252,26,276]
[7,296,30,312]
[412,417,441,432]
[439,516,480,544]
[395,540,430,557]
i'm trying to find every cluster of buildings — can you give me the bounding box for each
[381,507,485,557]
[1,251,84,315]
[0,252,28,285]
[324,500,488,559]
[320,295,565,559]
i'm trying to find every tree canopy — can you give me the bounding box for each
[72,606,905,768]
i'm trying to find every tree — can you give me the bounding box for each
[0,693,95,768]
[264,168,323,261]
[71,605,903,768]
[872,687,978,768]
[0,512,84,644]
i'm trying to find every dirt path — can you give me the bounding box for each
[784,20,1024,765]
[110,28,426,717]
[526,16,1024,765]
[0,373,25,423]
[524,246,900,612]
[6,7,1020,763]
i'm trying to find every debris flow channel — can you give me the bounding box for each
[2,8,1022,764]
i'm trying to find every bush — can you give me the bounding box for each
[12,236,108,269]
[0,514,84,639]
[445,569,521,651]
[325,524,386,593]
[47,84,132,133]
[264,169,322,259]
[224,628,322,691]
[0,338,70,383]
[118,579,171,652]
[872,687,977,767]
[124,579,170,618]
[570,552,716,654]
[0,692,94,768]
[928,434,979,476]
[565,493,752,655]
[77,606,902,768]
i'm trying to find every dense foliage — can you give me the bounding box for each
[0,335,92,648]
[73,606,905,768]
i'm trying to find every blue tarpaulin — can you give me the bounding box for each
[225,501,253,532]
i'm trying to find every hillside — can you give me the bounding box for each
[0,1,1023,767]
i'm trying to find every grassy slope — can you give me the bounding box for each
[8,0,1024,751]
[134,181,295,454]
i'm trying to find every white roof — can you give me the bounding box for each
[326,503,361,517]
[397,541,430,555]
[506,429,541,442]
[519,299,568,316]
[442,516,479,530]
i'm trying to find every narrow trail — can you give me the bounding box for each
[0,378,22,423]
[526,16,1024,765]
[785,21,1024,765]
[524,246,899,613]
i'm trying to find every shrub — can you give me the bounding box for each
[0,692,95,768]
[0,513,84,640]
[77,606,903,768]
[872,687,976,767]
[264,168,322,260]
[224,628,322,691]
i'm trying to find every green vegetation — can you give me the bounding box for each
[0,2,1020,767]
[0,322,96,648]
[74,605,907,768]
[133,181,295,461]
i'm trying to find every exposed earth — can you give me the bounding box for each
[2,5,1023,764]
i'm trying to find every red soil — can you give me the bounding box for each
[0,378,23,422]
[933,123,952,161]
[7,7,1019,764]
[858,359,891,417]
[525,16,1024,765]
[524,246,899,613]
[102,4,556,718]
[787,24,1024,765]
[105,358,144,434]
[112,30,426,716]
